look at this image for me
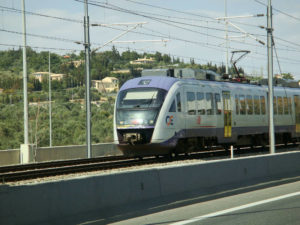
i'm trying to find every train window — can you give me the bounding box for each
[176,93,181,112]
[215,93,221,115]
[273,97,277,115]
[246,95,253,115]
[187,92,196,115]
[260,96,266,115]
[278,97,283,115]
[288,97,292,114]
[235,95,239,115]
[169,100,176,112]
[254,95,260,115]
[197,92,205,115]
[206,93,214,115]
[239,95,246,115]
[117,88,166,109]
[284,97,289,114]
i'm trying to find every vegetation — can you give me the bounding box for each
[0,47,294,150]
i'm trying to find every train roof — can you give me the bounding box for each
[120,76,300,94]
[119,76,180,92]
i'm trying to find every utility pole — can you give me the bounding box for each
[20,0,30,164]
[22,0,28,145]
[267,0,275,154]
[84,0,92,158]
[225,0,229,75]
[49,51,52,147]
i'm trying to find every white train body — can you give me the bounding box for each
[114,76,300,156]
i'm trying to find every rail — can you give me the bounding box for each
[1,143,298,183]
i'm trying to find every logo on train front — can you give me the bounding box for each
[166,115,174,126]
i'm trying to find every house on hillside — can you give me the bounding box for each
[67,60,84,68]
[130,57,155,65]
[111,69,131,74]
[32,72,65,82]
[50,73,65,81]
[92,77,119,93]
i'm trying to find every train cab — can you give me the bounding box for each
[113,76,179,156]
[115,87,167,145]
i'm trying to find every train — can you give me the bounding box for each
[113,69,300,157]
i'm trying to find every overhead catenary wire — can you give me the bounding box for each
[2,26,300,65]
[0,41,296,78]
[73,0,300,53]
[123,0,266,29]
[254,0,300,22]
[0,43,81,52]
[0,5,82,24]
[0,4,262,36]
[0,1,299,77]
[1,4,300,52]
[74,0,267,45]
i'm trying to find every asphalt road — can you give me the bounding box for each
[106,179,300,225]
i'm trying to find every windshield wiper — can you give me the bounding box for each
[146,93,156,108]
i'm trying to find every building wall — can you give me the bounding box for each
[92,77,119,93]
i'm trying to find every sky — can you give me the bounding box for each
[1,0,300,79]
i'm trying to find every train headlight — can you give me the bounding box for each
[149,120,154,125]
[132,119,143,125]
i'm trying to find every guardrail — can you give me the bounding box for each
[0,143,120,166]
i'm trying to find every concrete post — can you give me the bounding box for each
[20,144,32,164]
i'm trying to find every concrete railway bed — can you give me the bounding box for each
[1,143,299,184]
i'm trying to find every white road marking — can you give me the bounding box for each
[170,191,300,225]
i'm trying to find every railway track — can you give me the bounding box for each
[0,143,299,183]
[0,155,166,183]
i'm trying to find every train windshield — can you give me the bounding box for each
[116,88,167,126]
[117,88,166,109]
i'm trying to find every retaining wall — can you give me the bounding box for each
[0,151,300,224]
[0,149,19,166]
[0,143,120,166]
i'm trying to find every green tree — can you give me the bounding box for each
[281,73,294,80]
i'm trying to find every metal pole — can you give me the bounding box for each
[230,145,234,159]
[225,0,229,75]
[49,51,52,147]
[84,0,92,158]
[22,0,29,145]
[267,0,275,154]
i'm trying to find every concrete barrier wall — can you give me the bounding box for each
[0,149,19,166]
[36,143,120,162]
[0,143,120,166]
[1,151,300,225]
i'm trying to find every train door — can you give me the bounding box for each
[294,95,300,133]
[223,91,232,138]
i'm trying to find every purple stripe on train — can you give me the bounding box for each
[119,76,179,92]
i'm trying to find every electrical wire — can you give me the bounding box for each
[124,0,265,28]
[0,5,82,24]
[0,43,81,52]
[75,0,266,45]
[2,4,299,52]
[0,28,80,44]
[74,0,300,53]
[2,26,300,65]
[254,0,300,22]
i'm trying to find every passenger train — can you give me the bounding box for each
[113,70,300,157]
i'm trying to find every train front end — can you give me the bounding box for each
[114,76,177,156]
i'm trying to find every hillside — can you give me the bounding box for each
[0,47,240,150]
